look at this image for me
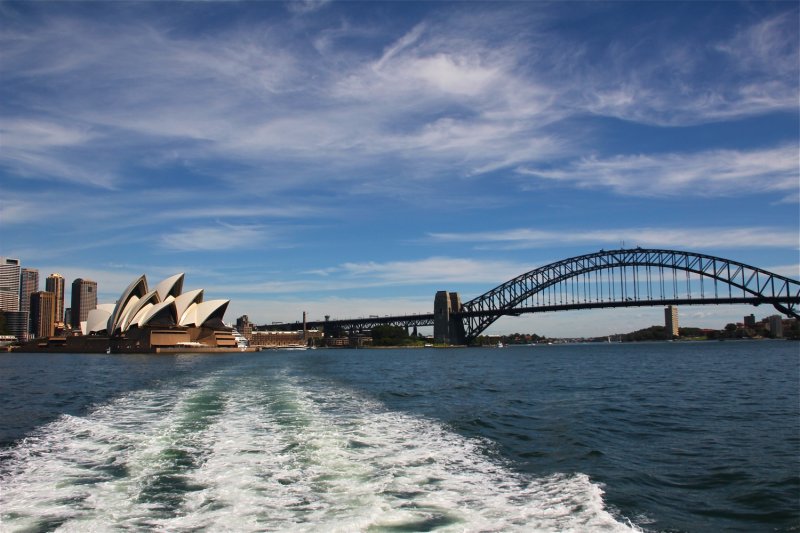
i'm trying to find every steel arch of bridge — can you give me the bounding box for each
[458,248,800,343]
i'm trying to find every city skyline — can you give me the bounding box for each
[2,253,795,341]
[1,1,798,337]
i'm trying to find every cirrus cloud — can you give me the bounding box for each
[517,145,799,199]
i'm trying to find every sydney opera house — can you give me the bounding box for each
[19,273,242,353]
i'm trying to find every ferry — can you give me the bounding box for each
[0,335,16,347]
[231,328,249,350]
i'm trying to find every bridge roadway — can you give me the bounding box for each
[261,296,799,335]
[264,312,435,333]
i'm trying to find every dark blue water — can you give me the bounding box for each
[1,341,797,532]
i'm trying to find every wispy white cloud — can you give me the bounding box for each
[160,223,269,252]
[374,22,427,71]
[1,4,795,195]
[0,118,117,188]
[1,119,94,149]
[329,256,529,285]
[202,256,533,297]
[774,190,800,205]
[285,0,332,16]
[428,226,800,251]
[517,145,799,197]
[563,9,799,126]
[0,196,42,224]
[716,12,798,77]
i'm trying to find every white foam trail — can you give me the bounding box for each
[0,372,640,532]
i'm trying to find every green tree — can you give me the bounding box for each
[786,320,800,340]
[623,325,666,342]
[371,325,419,346]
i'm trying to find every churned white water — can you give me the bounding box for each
[0,370,638,532]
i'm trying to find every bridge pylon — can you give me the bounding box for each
[434,291,466,345]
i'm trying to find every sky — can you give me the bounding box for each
[1,1,798,337]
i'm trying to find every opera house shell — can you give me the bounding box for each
[75,273,237,353]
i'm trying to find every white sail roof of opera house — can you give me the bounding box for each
[82,304,116,336]
[154,273,184,302]
[85,273,230,335]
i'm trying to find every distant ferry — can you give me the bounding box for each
[231,329,249,350]
[275,344,307,351]
[0,335,16,347]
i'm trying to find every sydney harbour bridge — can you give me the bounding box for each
[262,248,800,345]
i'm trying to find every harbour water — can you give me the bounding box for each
[0,341,797,532]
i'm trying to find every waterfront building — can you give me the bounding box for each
[20,268,39,339]
[768,315,783,338]
[3,311,28,343]
[236,315,253,337]
[0,257,21,312]
[30,291,56,338]
[70,278,97,330]
[46,273,66,327]
[248,329,322,348]
[743,314,756,328]
[665,305,679,338]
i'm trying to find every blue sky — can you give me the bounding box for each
[1,1,798,337]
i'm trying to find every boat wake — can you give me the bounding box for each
[0,370,639,532]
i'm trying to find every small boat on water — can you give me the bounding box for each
[231,328,249,350]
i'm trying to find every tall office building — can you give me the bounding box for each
[70,278,97,329]
[0,257,21,312]
[20,267,39,337]
[31,291,56,338]
[665,305,679,338]
[46,273,66,326]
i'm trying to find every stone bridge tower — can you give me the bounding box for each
[433,291,466,345]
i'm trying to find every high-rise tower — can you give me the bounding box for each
[46,273,66,326]
[0,257,21,312]
[20,268,39,337]
[665,305,679,338]
[31,291,56,338]
[70,278,97,329]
